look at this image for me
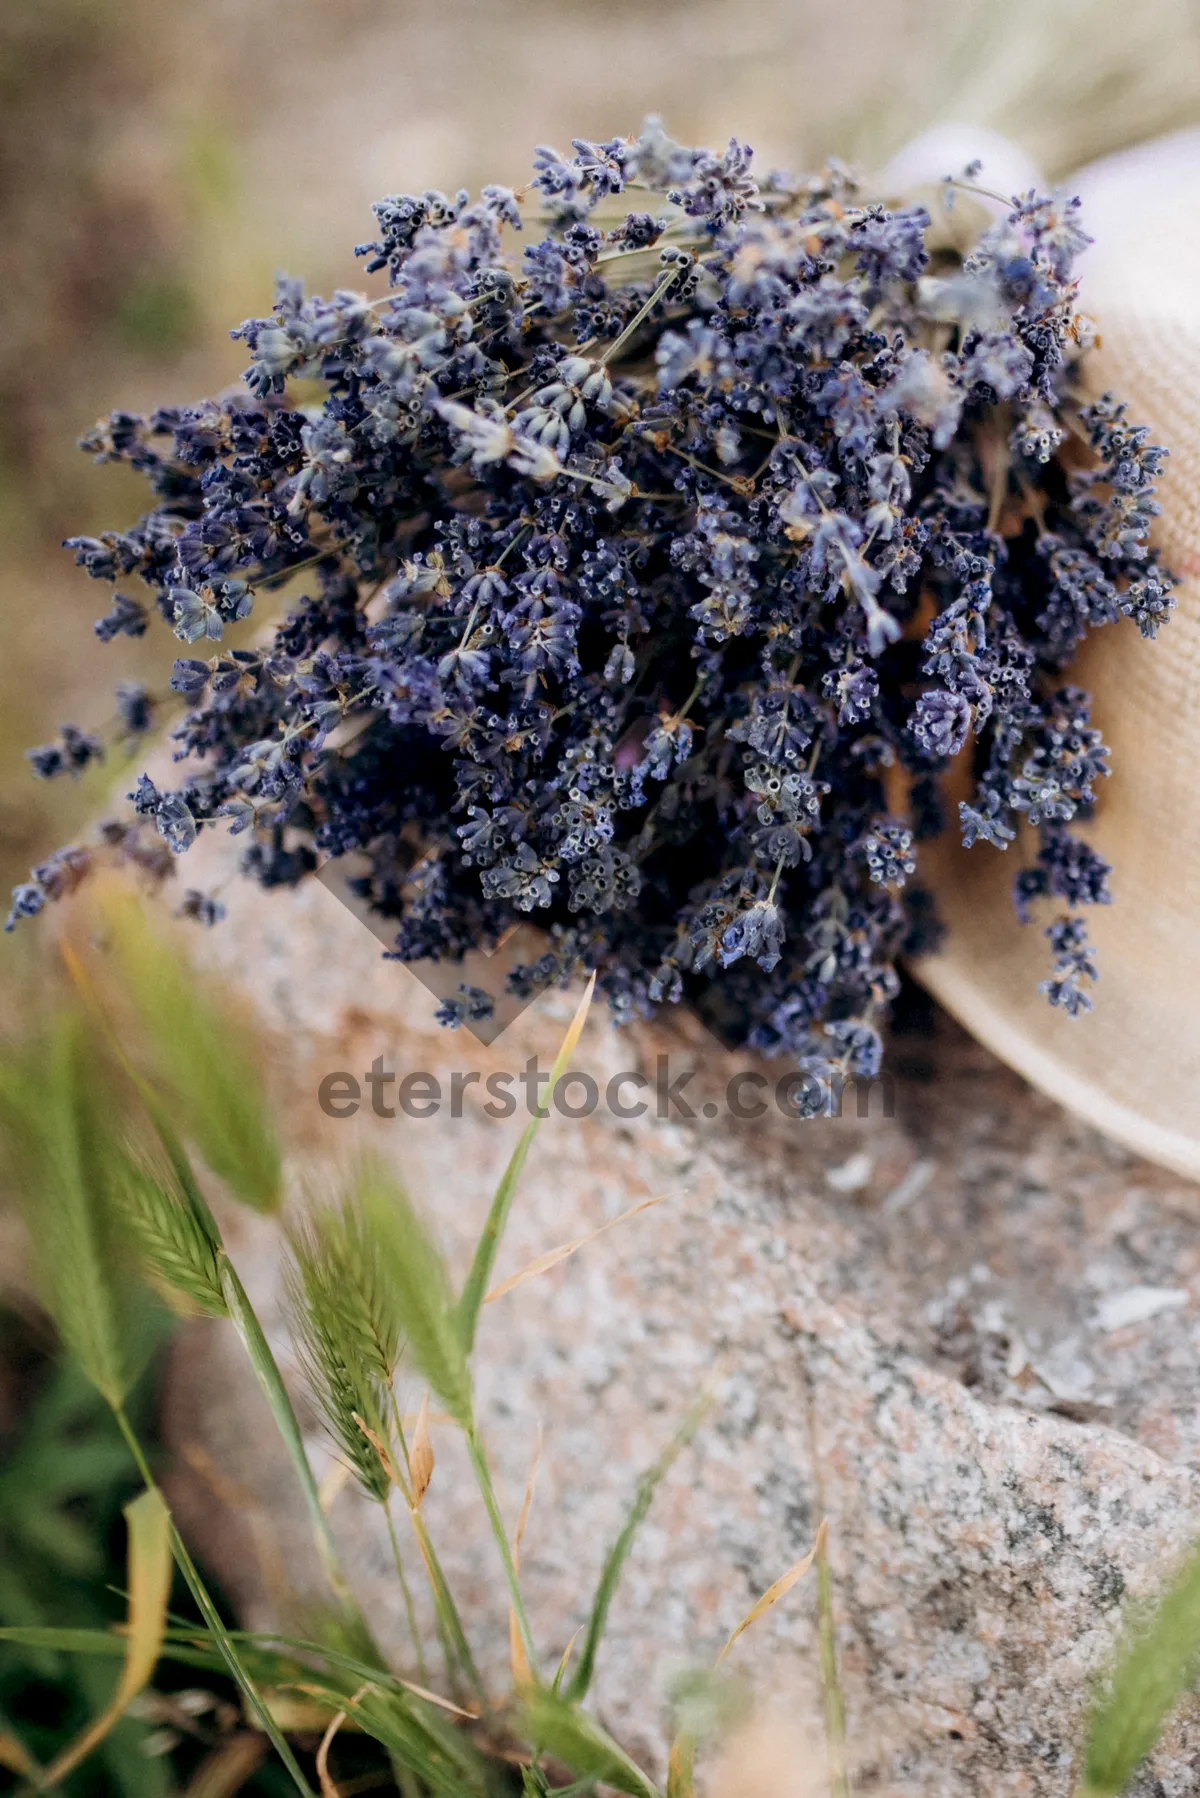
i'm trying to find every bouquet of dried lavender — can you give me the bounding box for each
[14,121,1175,1091]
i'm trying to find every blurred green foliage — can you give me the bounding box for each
[112,276,199,359]
[0,1304,309,1797]
[0,1306,171,1796]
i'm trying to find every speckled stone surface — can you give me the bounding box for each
[156,848,1200,1794]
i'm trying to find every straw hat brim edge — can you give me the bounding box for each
[911,950,1200,1183]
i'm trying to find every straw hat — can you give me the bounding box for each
[900,129,1200,1178]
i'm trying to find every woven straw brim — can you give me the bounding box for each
[912,131,1200,1178]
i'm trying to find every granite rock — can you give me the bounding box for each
[153,843,1200,1795]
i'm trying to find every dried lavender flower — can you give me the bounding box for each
[15,125,1175,1086]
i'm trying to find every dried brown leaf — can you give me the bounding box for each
[554,1627,583,1692]
[666,1730,695,1798]
[0,1732,37,1780]
[351,1412,401,1490]
[509,1424,542,1694]
[181,1733,266,1798]
[513,1423,542,1573]
[716,1520,826,1666]
[484,1193,673,1304]
[394,1679,477,1720]
[315,1705,349,1798]
[39,1489,171,1786]
[317,1458,354,1515]
[510,1607,533,1696]
[410,1393,434,1508]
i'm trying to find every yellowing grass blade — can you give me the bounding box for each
[513,1425,542,1572]
[509,1608,533,1696]
[485,1193,672,1304]
[716,1519,825,1666]
[318,1458,355,1515]
[0,1732,37,1780]
[509,1425,542,1695]
[353,1412,403,1491]
[410,1394,435,1508]
[666,1730,695,1798]
[40,1487,171,1786]
[181,1733,266,1798]
[457,973,595,1350]
[552,1627,583,1695]
[316,1701,353,1798]
[394,1679,477,1720]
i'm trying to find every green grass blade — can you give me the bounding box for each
[457,975,594,1354]
[0,1625,307,1685]
[185,1630,395,1688]
[815,1517,849,1798]
[464,1427,536,1673]
[356,1168,473,1427]
[0,1016,133,1408]
[171,1526,315,1796]
[522,1689,660,1798]
[125,1078,224,1249]
[1080,1542,1200,1797]
[284,1210,396,1504]
[352,1686,492,1797]
[407,1508,488,1708]
[110,1407,316,1797]
[218,1256,385,1673]
[565,1397,707,1704]
[95,886,281,1211]
[0,1627,131,1656]
[60,935,223,1250]
[217,1252,348,1591]
[334,1199,404,1381]
[112,1154,227,1316]
[39,1486,172,1788]
[188,1624,475,1717]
